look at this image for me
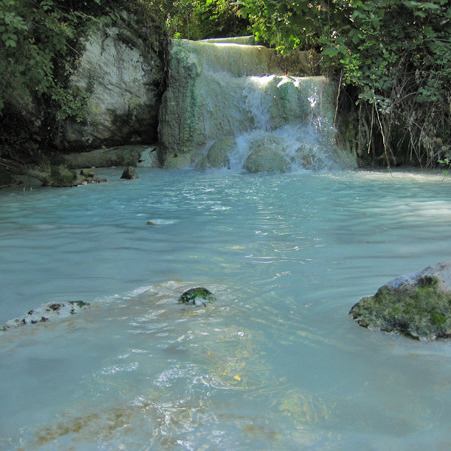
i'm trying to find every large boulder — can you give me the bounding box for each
[207,137,235,168]
[55,13,168,151]
[350,261,451,340]
[244,147,289,173]
[244,135,290,173]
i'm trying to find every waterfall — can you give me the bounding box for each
[158,38,355,172]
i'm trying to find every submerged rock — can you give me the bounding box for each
[178,287,216,306]
[1,301,90,331]
[350,261,451,340]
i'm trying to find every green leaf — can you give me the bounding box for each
[322,46,339,57]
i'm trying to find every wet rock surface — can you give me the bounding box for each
[1,301,90,331]
[42,166,107,187]
[178,288,217,306]
[350,261,451,340]
[62,145,150,169]
[121,166,139,180]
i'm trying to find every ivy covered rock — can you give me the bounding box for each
[350,261,451,340]
[178,287,217,306]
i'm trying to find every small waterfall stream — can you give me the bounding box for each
[158,38,355,171]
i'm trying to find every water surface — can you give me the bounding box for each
[1,168,451,449]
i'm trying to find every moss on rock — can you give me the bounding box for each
[42,165,107,187]
[178,287,216,306]
[350,275,451,340]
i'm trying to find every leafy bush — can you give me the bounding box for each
[166,0,249,40]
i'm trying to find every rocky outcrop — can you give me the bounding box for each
[350,261,451,340]
[56,13,168,151]
[0,10,168,185]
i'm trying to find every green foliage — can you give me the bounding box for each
[165,0,250,40]
[235,0,326,52]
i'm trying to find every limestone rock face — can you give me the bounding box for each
[56,14,167,150]
[158,40,204,158]
[350,261,451,340]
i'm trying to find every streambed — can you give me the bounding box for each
[1,168,451,449]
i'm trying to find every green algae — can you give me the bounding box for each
[177,287,216,306]
[350,276,451,340]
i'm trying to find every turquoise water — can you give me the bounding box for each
[1,168,451,449]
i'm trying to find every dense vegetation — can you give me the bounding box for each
[1,0,450,167]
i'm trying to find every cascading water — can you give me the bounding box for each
[158,38,355,171]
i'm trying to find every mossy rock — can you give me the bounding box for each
[206,137,235,168]
[42,165,78,187]
[178,287,216,306]
[42,165,106,187]
[350,264,451,340]
[244,147,289,173]
[120,166,139,180]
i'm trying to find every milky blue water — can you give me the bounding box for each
[1,168,451,449]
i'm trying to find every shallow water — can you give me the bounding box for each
[1,168,451,449]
